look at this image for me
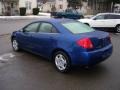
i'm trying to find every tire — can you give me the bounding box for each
[53,51,71,73]
[115,25,120,33]
[12,38,20,51]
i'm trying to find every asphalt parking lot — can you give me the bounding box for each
[0,19,120,90]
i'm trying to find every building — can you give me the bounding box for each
[87,0,112,14]
[79,0,112,15]
[19,0,37,14]
[0,0,68,15]
[82,0,120,15]
[38,0,68,12]
[1,0,119,16]
[0,0,37,15]
[0,0,19,16]
[38,0,55,12]
[55,0,68,12]
[0,1,2,15]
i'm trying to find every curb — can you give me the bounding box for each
[0,16,50,20]
[0,33,10,37]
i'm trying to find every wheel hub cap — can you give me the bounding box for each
[55,54,67,71]
[117,26,120,32]
[13,40,18,50]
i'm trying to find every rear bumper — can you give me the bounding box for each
[70,44,113,66]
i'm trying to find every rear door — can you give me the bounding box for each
[101,14,116,28]
[31,22,59,57]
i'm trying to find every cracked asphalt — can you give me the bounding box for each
[0,19,120,90]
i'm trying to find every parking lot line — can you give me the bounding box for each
[0,53,15,62]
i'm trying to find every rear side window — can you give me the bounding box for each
[114,15,120,19]
[105,14,120,19]
[62,22,95,34]
[38,22,58,33]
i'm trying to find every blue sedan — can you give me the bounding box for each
[11,19,113,73]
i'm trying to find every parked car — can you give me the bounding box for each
[11,19,113,73]
[78,13,120,33]
[51,9,84,19]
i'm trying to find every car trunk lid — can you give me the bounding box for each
[74,31,111,50]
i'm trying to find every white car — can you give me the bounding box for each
[78,13,120,33]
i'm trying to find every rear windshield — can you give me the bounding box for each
[62,21,95,34]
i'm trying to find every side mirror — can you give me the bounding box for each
[19,29,26,32]
[19,29,23,32]
[93,18,97,20]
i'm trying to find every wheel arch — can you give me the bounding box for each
[51,48,71,62]
[11,35,16,42]
[115,24,120,33]
[116,24,120,27]
[84,23,90,26]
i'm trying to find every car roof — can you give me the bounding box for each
[33,18,74,24]
[97,13,120,16]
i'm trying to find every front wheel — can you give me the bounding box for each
[54,51,71,73]
[12,38,20,51]
[115,25,120,33]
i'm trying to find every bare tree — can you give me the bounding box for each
[106,0,120,11]
[1,0,6,15]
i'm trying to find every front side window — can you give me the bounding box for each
[93,15,105,20]
[38,22,58,33]
[62,21,95,34]
[24,23,40,32]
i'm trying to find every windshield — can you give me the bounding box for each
[62,21,95,34]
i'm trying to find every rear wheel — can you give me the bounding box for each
[53,51,71,73]
[12,38,20,51]
[115,25,120,33]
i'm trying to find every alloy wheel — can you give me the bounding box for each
[54,51,71,73]
[12,39,19,51]
[116,25,120,33]
[55,54,67,71]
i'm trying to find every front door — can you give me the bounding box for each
[91,14,106,28]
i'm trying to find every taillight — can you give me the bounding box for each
[76,38,93,49]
